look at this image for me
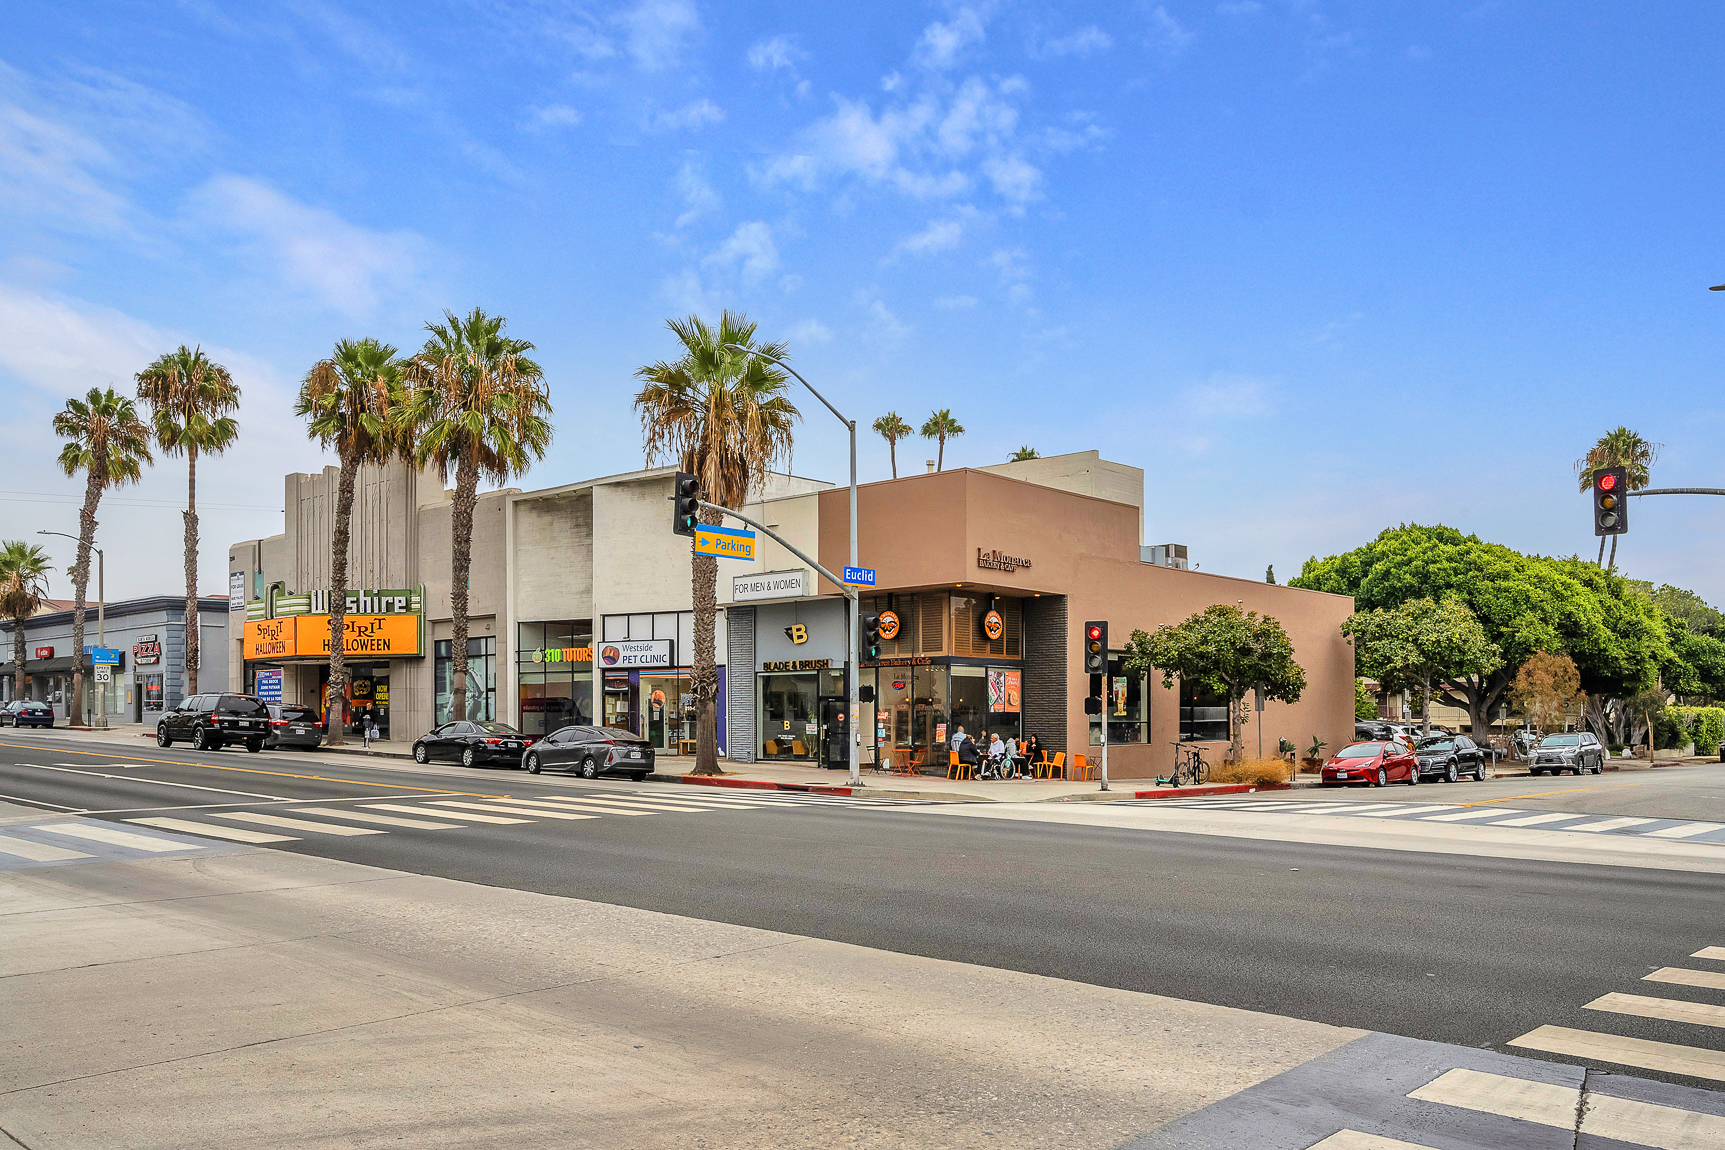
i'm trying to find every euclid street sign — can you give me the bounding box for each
[842,566,876,586]
[694,523,756,560]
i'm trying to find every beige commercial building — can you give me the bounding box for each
[230,450,1355,778]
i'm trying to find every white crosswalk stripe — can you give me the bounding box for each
[364,803,529,824]
[1153,799,1725,845]
[1410,1066,1725,1148]
[1694,946,1725,960]
[292,807,461,830]
[1586,991,1725,1030]
[127,817,296,843]
[1646,966,1725,991]
[35,822,205,852]
[1490,811,1580,827]
[1307,1132,1438,1150]
[1508,1024,1725,1083]
[1646,823,1723,839]
[0,834,91,861]
[428,800,597,821]
[1568,816,1658,833]
[213,811,385,836]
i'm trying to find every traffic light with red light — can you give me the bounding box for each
[1083,621,1107,675]
[673,472,700,537]
[1593,467,1628,537]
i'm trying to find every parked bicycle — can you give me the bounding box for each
[1156,741,1209,787]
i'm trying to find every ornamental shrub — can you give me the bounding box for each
[1669,706,1725,755]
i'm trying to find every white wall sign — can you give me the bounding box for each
[598,639,674,669]
[229,571,246,611]
[732,569,811,602]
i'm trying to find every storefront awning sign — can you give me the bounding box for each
[599,639,673,669]
[694,524,755,560]
[243,615,422,661]
[732,569,810,602]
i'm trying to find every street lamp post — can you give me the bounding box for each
[723,344,863,787]
[39,530,104,729]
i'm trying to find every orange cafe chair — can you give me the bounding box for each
[1048,751,1066,780]
[947,750,972,780]
[1072,753,1097,781]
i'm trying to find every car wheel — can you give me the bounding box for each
[246,739,263,754]
[192,727,216,752]
[581,756,600,780]
[1475,762,1487,781]
[630,771,648,782]
[524,752,541,774]
[1407,764,1419,786]
[1375,767,1387,787]
[413,744,429,764]
[157,725,172,747]
[1446,761,1458,784]
[461,747,477,768]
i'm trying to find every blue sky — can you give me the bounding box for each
[2,1,1722,605]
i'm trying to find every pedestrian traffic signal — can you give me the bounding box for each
[672,472,700,537]
[1083,621,1107,675]
[862,612,882,660]
[1593,466,1628,537]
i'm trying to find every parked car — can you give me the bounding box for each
[1528,732,1605,776]
[156,693,271,752]
[1413,734,1489,782]
[0,700,54,728]
[264,703,324,750]
[1321,740,1419,787]
[1355,721,1391,741]
[521,724,656,780]
[411,720,529,768]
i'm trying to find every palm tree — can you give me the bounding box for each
[920,408,964,471]
[296,338,406,745]
[1577,426,1660,570]
[135,346,240,697]
[634,311,798,776]
[1008,445,1039,461]
[0,542,52,704]
[872,412,912,479]
[53,389,152,723]
[400,308,552,725]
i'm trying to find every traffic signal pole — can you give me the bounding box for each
[693,498,862,786]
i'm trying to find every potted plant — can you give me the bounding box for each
[1302,735,1328,772]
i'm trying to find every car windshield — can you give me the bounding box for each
[1417,738,1455,752]
[474,721,520,736]
[278,706,318,722]
[1337,743,1384,758]
[601,727,647,742]
[1537,735,1580,747]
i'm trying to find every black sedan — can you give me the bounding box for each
[522,725,655,780]
[412,720,529,768]
[1413,733,1489,782]
[264,703,324,749]
[1,701,54,728]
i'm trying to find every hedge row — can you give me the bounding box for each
[1669,706,1725,754]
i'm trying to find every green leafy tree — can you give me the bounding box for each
[635,311,798,775]
[1576,426,1659,570]
[1122,604,1308,763]
[920,408,964,471]
[53,389,152,722]
[296,338,406,745]
[1344,596,1503,735]
[0,542,52,702]
[1008,445,1039,461]
[1355,678,1378,720]
[1627,580,1722,637]
[400,308,552,726]
[136,345,240,696]
[872,412,912,479]
[1291,525,1669,739]
[1265,564,1276,585]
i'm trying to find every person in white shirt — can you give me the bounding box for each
[988,733,1005,763]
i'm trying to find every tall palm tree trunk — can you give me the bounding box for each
[1597,537,1606,566]
[449,452,480,723]
[325,457,357,745]
[691,505,721,775]
[72,469,103,724]
[937,435,945,471]
[1607,535,1618,571]
[889,441,898,479]
[12,625,26,702]
[184,446,200,695]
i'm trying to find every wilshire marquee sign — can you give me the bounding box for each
[976,548,1032,573]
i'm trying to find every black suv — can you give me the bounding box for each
[158,693,271,752]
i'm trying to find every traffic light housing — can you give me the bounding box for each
[1083,621,1107,675]
[862,612,882,660]
[672,472,700,537]
[1593,467,1628,537]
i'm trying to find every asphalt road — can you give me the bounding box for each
[4,730,1723,1092]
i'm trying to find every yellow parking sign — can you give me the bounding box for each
[694,524,756,560]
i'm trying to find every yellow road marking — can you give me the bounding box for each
[0,741,510,799]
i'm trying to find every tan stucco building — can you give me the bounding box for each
[229,450,1355,779]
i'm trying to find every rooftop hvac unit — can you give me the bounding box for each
[1142,544,1189,570]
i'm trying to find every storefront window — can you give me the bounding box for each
[641,672,693,751]
[950,666,987,744]
[912,664,948,769]
[1088,654,1146,745]
[759,673,817,760]
[875,666,914,771]
[435,637,496,724]
[516,621,592,737]
[1179,678,1229,742]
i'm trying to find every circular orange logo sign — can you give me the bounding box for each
[878,610,901,640]
[982,610,1004,641]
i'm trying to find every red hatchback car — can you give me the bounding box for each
[1321,740,1420,787]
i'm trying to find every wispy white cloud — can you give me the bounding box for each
[1184,373,1274,418]
[1040,25,1113,57]
[650,98,724,131]
[913,6,991,70]
[1216,1,1262,15]
[524,103,582,130]
[785,318,832,344]
[186,175,430,316]
[981,153,1041,202]
[618,0,700,71]
[934,294,978,309]
[702,220,779,284]
[674,159,719,226]
[858,292,911,340]
[1146,5,1195,53]
[748,34,808,74]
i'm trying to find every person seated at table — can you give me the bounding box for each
[952,724,980,766]
[1005,734,1028,777]
[987,732,1006,766]
[1022,734,1041,763]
